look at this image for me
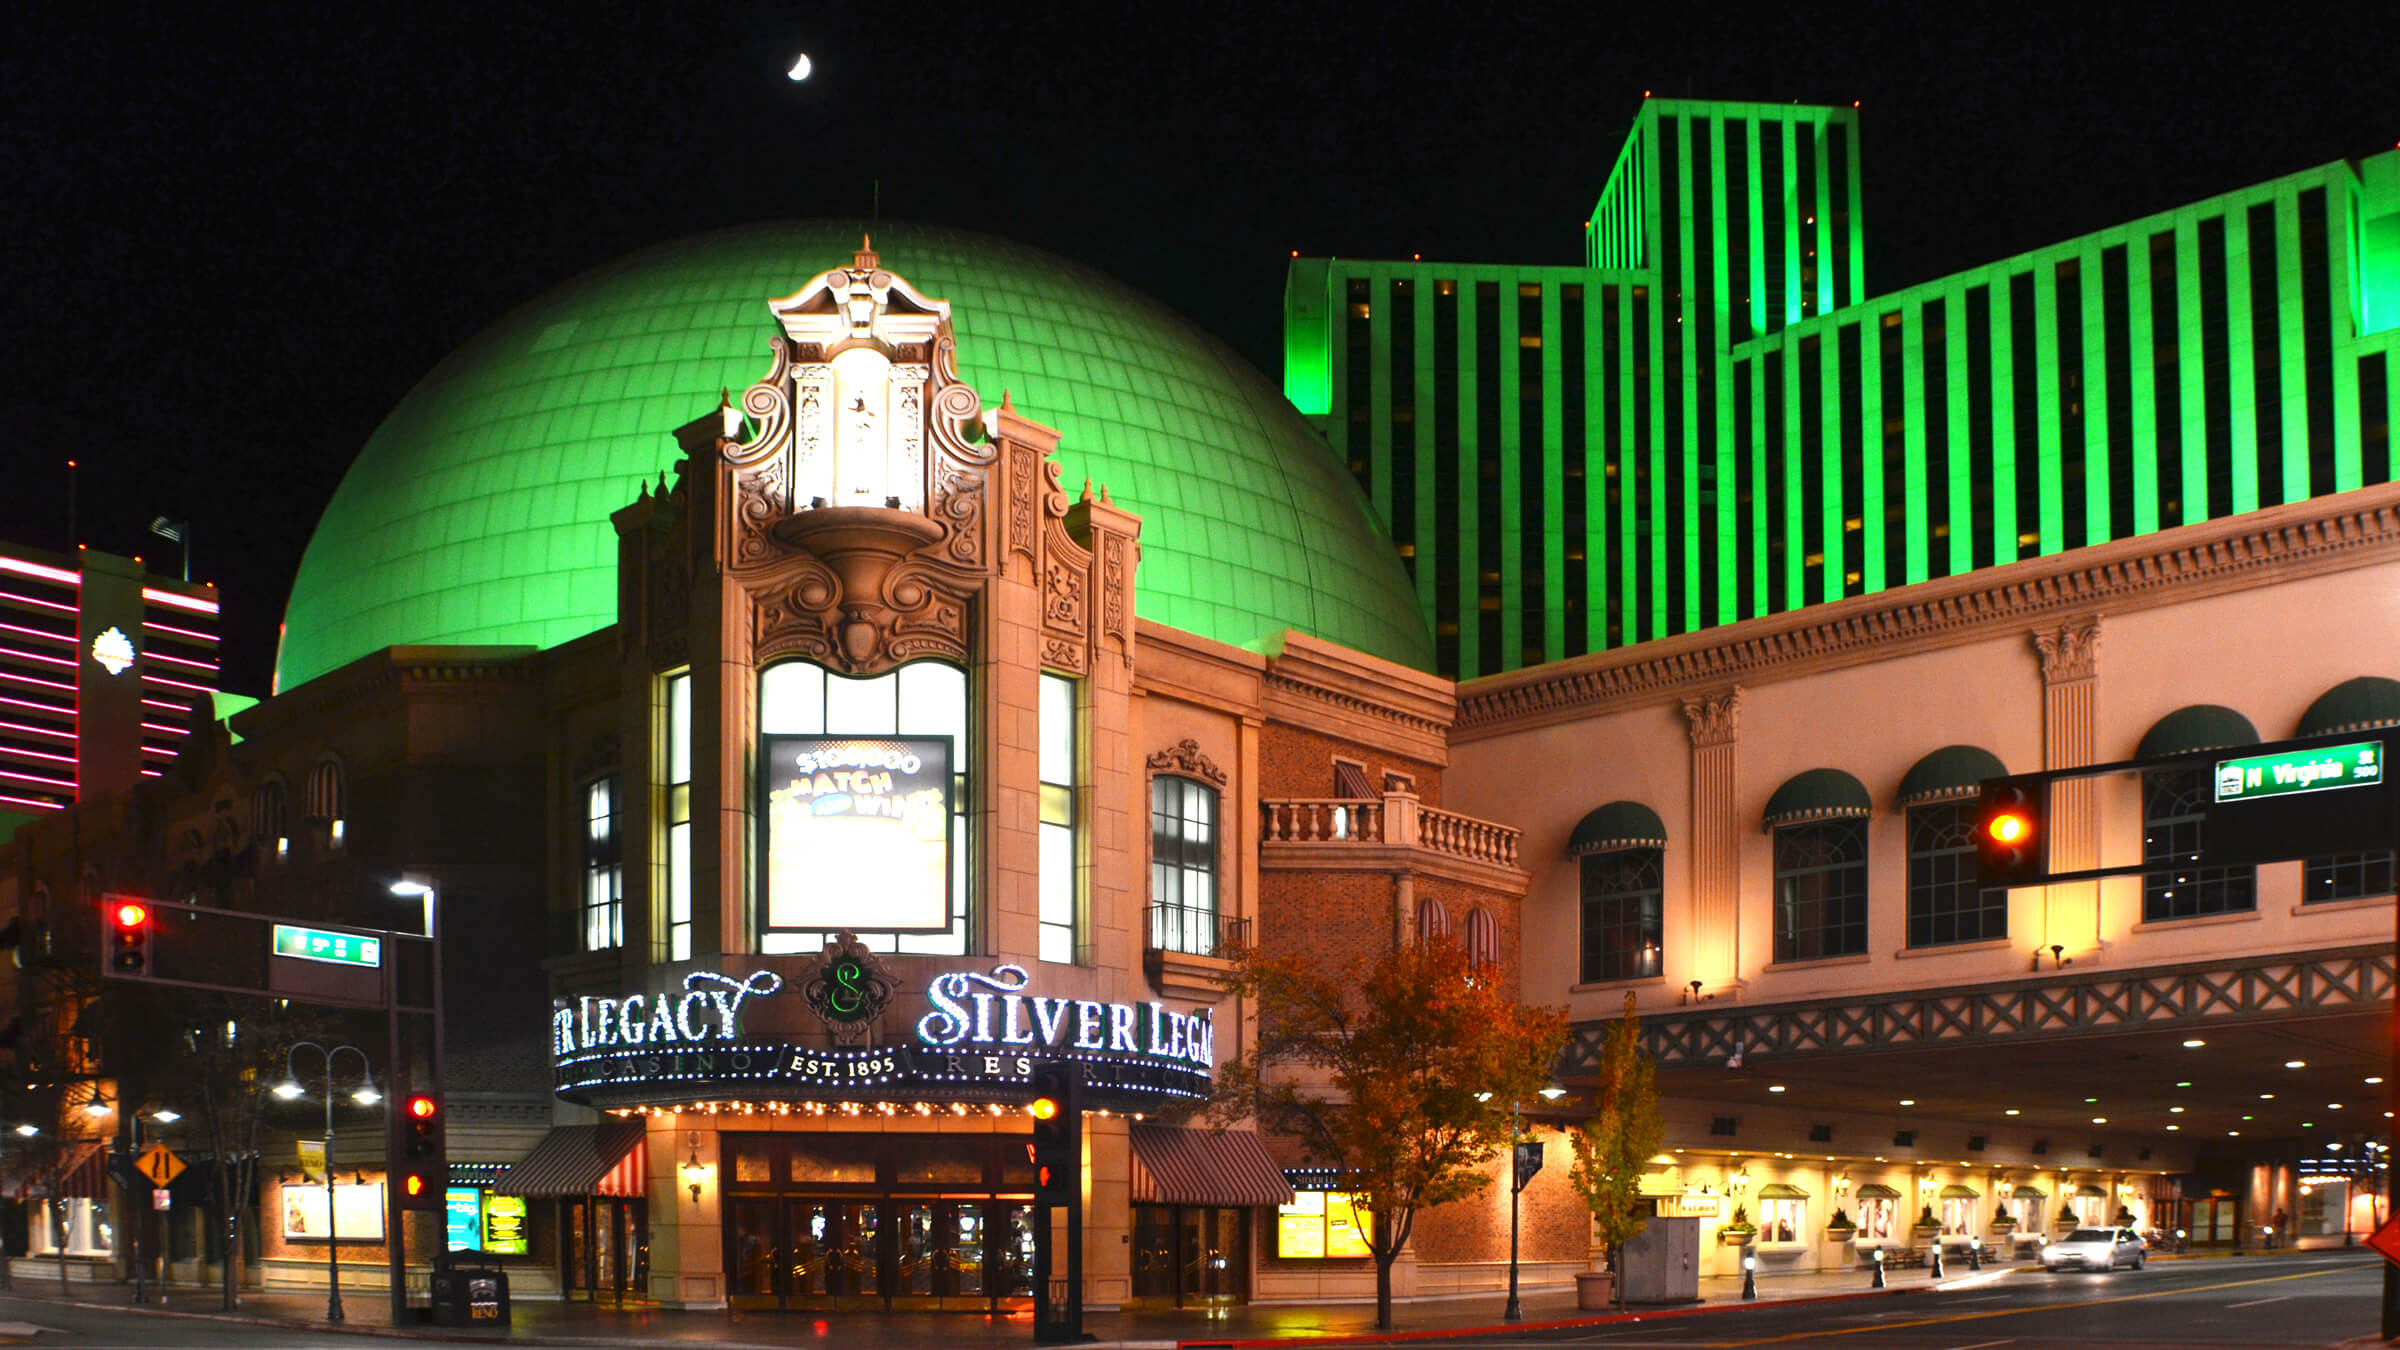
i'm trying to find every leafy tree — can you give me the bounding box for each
[1567,991,1663,1311]
[1213,935,1566,1331]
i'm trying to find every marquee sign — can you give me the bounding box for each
[552,963,1214,1109]
[762,734,953,933]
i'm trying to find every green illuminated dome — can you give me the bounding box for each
[277,222,1430,691]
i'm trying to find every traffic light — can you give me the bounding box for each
[105,898,153,978]
[396,1091,447,1211]
[1976,774,2048,888]
[1028,1062,1081,1207]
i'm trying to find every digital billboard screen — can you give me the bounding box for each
[762,735,953,932]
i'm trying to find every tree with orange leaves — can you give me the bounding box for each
[1213,935,1567,1331]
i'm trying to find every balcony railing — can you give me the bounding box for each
[1259,791,1520,868]
[1145,901,1252,958]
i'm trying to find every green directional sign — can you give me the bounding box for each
[2213,740,2383,804]
[272,923,382,968]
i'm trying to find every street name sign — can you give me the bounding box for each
[272,923,382,968]
[2213,740,2381,803]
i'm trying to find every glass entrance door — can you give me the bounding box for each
[1130,1205,1247,1306]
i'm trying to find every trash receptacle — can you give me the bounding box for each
[430,1259,510,1326]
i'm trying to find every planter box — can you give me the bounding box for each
[1719,1230,1756,1246]
[1575,1270,1614,1311]
[1825,1227,1858,1243]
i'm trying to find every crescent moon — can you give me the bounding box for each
[787,53,812,81]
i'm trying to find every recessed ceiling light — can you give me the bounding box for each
[2243,1115,2254,1121]
[2084,1097,2099,1104]
[2092,1116,2107,1124]
[2368,1077,2384,1085]
[2170,1107,2185,1113]
[2329,1103,2344,1110]
[2004,1108,2020,1116]
[2166,1125,2180,1131]
[1769,1085,1786,1093]
[2286,1060,2307,1069]
[2304,1122,2316,1128]
[2229,1130,2241,1136]
[1900,1099,1915,1107]
[2183,1039,2205,1048]
[2261,1093,2276,1100]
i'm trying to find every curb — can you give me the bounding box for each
[1169,1284,1934,1348]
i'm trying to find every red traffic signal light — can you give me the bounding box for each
[407,1095,438,1120]
[1976,776,2047,888]
[104,895,154,978]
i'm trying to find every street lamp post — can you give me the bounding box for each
[279,1042,379,1322]
[1496,1085,1567,1323]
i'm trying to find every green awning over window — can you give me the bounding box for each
[1938,1183,1980,1199]
[2011,1185,2047,1199]
[2076,1184,2108,1198]
[1762,768,1873,831]
[2136,704,2259,760]
[2300,677,2400,736]
[1756,1182,1809,1200]
[1896,745,2009,805]
[1568,801,1667,857]
[1854,1182,1903,1199]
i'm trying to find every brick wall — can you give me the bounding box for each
[1258,725,1443,808]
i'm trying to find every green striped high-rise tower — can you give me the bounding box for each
[1285,98,2400,679]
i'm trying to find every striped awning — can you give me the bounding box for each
[1762,769,1872,831]
[1896,745,2009,805]
[8,1142,106,1200]
[1128,1123,1294,1208]
[492,1118,648,1199]
[1568,801,1667,856]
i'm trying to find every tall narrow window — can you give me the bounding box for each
[1149,776,1219,955]
[664,672,693,961]
[1040,673,1079,964]
[583,776,623,951]
[2141,768,2255,921]
[1772,821,1867,961]
[758,661,968,955]
[1579,847,1663,983]
[1463,908,1500,970]
[1415,895,1452,947]
[1906,801,2005,947]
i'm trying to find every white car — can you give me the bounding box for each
[2041,1227,2148,1271]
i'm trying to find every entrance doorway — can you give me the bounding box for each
[722,1130,1037,1311]
[1130,1204,1247,1306]
[565,1196,649,1302]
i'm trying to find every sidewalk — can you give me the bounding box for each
[0,1243,2348,1350]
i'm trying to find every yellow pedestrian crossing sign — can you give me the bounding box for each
[134,1142,186,1187]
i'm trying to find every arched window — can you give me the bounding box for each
[1463,908,1500,969]
[1149,775,1220,955]
[304,758,345,848]
[252,778,289,861]
[1570,801,1666,984]
[1415,895,1452,947]
[1764,770,1871,962]
[2297,678,2399,903]
[2137,706,2257,921]
[757,660,970,956]
[1898,745,2010,948]
[1579,849,1663,983]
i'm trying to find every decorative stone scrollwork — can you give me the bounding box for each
[2033,616,2102,684]
[1044,557,1085,627]
[1681,686,1744,748]
[1145,738,1227,788]
[1040,636,1088,674]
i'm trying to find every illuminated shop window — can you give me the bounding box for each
[1758,1193,1807,1245]
[758,660,968,955]
[1039,673,1078,964]
[2008,1189,2047,1230]
[2141,768,2254,921]
[1855,1193,1897,1242]
[663,672,693,961]
[1275,1190,1371,1259]
[582,776,622,951]
[1579,847,1662,983]
[1148,775,1219,955]
[1906,801,2005,947]
[29,1198,115,1257]
[1939,1191,1978,1236]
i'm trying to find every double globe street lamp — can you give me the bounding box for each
[277,1042,380,1321]
[1482,1084,1569,1321]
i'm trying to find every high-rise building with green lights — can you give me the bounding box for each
[1286,98,2400,679]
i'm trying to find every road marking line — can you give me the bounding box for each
[1709,1264,2355,1345]
[1942,1340,2018,1349]
[2225,1295,2291,1308]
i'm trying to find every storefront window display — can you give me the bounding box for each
[29,1198,115,1257]
[1276,1191,1371,1259]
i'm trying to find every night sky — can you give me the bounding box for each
[6,4,2389,695]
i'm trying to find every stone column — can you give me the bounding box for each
[2033,617,2102,952]
[1680,687,1743,990]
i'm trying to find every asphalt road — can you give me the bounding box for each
[1400,1251,2386,1349]
[0,1296,474,1348]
